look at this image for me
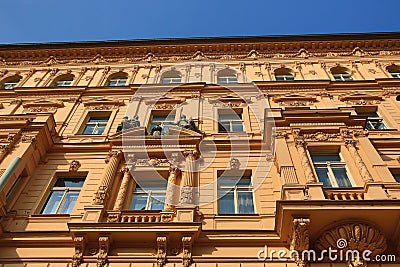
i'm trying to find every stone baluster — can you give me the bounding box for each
[180,149,199,205]
[345,140,373,182]
[113,167,133,210]
[295,139,317,183]
[92,150,122,205]
[164,165,181,211]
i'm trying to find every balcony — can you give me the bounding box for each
[106,210,163,223]
[324,188,365,200]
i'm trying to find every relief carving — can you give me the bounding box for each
[72,236,85,267]
[290,218,310,267]
[156,236,167,267]
[96,236,110,267]
[229,158,240,170]
[69,160,81,172]
[182,236,193,267]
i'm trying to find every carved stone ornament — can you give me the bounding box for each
[338,93,382,106]
[96,236,110,267]
[315,222,387,266]
[135,158,170,167]
[83,98,124,110]
[92,185,108,205]
[182,236,193,267]
[72,236,85,267]
[303,131,342,142]
[273,93,317,107]
[22,99,64,113]
[69,160,81,172]
[157,236,167,267]
[229,158,240,170]
[180,186,194,205]
[290,218,310,267]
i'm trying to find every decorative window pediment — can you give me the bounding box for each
[83,98,124,110]
[273,93,317,106]
[339,93,382,105]
[23,99,64,113]
[145,97,185,110]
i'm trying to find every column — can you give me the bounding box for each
[92,150,122,205]
[345,140,373,182]
[164,165,180,211]
[113,167,133,210]
[179,149,199,205]
[295,139,317,183]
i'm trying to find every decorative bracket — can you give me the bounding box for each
[290,217,310,267]
[72,235,85,267]
[182,236,193,267]
[96,235,110,267]
[156,236,167,267]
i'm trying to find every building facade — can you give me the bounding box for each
[0,33,400,266]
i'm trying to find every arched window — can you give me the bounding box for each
[217,69,238,84]
[53,74,74,87]
[274,68,294,81]
[107,73,128,86]
[1,75,22,90]
[331,67,352,81]
[161,70,182,84]
[387,65,400,78]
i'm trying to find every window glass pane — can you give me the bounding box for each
[88,117,109,123]
[311,154,341,162]
[55,178,85,187]
[150,194,165,210]
[41,191,63,214]
[130,193,148,210]
[83,125,95,135]
[315,167,332,187]
[219,113,242,121]
[237,191,254,214]
[58,191,80,214]
[331,167,351,187]
[218,190,235,214]
[231,121,244,132]
[96,125,106,134]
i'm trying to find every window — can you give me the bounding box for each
[217,69,238,84]
[1,76,21,90]
[41,177,85,214]
[54,77,73,87]
[390,169,400,183]
[331,68,352,81]
[218,173,255,214]
[310,152,352,188]
[130,179,167,210]
[149,113,175,134]
[82,114,110,135]
[108,75,128,86]
[161,70,182,84]
[274,68,294,81]
[387,66,400,78]
[218,111,244,133]
[365,112,387,130]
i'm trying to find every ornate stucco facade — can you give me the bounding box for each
[0,33,400,266]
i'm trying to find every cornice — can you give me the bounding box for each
[0,33,399,66]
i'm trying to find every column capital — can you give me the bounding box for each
[169,165,181,175]
[183,149,199,160]
[344,139,357,148]
[295,138,306,148]
[105,150,122,163]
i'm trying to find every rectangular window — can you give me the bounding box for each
[130,179,167,210]
[218,173,254,214]
[390,169,400,183]
[149,113,175,134]
[310,152,352,188]
[365,112,387,130]
[218,111,244,133]
[41,177,85,214]
[82,114,110,135]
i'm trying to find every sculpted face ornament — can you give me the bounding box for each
[121,62,276,209]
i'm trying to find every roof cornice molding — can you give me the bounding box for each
[0,33,400,66]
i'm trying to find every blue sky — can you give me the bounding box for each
[2,0,400,44]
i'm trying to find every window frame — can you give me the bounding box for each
[130,185,167,210]
[40,176,86,215]
[218,109,245,133]
[309,151,353,188]
[217,171,255,215]
[107,76,128,86]
[76,111,113,136]
[1,76,22,90]
[365,112,388,130]
[148,111,176,134]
